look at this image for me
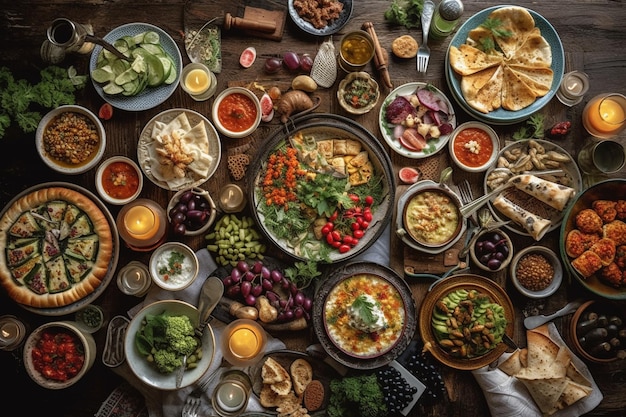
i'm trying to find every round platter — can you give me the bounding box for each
[395,180,467,254]
[288,0,352,36]
[89,22,182,111]
[248,350,339,413]
[559,179,626,300]
[445,6,564,125]
[0,182,119,316]
[483,139,582,238]
[419,274,515,370]
[312,262,416,370]
[137,108,221,191]
[379,82,457,159]
[248,113,395,264]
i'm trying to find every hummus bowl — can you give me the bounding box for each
[313,262,416,369]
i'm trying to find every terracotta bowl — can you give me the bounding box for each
[569,300,626,363]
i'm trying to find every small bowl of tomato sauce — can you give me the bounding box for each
[212,87,261,139]
[448,121,499,173]
[95,156,143,205]
[23,321,96,389]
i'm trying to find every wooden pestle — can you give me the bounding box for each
[362,21,393,89]
[223,12,276,33]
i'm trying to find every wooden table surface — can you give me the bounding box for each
[1,1,625,416]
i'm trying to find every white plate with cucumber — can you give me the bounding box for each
[89,23,182,111]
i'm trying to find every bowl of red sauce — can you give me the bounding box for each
[95,156,143,205]
[448,121,499,173]
[212,87,261,138]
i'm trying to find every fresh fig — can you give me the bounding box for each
[399,167,421,184]
[239,47,256,68]
[260,93,274,122]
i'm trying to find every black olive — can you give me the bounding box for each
[597,314,609,327]
[609,316,623,327]
[576,317,598,335]
[579,327,608,348]
[588,341,612,358]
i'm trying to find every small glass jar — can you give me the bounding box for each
[430,0,464,39]
[181,62,217,101]
[117,261,152,296]
[219,184,247,213]
[211,369,252,417]
[0,315,27,351]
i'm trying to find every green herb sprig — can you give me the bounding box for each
[351,295,377,325]
[512,114,545,140]
[384,0,424,29]
[0,66,87,139]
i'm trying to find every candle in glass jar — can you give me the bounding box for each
[184,68,210,94]
[229,327,261,359]
[219,184,246,213]
[124,205,159,239]
[117,261,151,296]
[221,319,266,366]
[585,96,626,134]
[0,315,26,351]
[215,382,246,412]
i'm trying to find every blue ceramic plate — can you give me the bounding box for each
[379,82,457,159]
[445,6,564,125]
[89,23,182,111]
[288,0,352,36]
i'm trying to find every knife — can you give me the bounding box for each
[195,276,225,337]
[523,300,583,330]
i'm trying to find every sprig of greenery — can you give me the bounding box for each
[298,172,354,217]
[480,18,513,38]
[512,114,545,140]
[284,260,321,289]
[351,295,377,325]
[0,65,87,139]
[384,0,424,29]
[328,374,387,417]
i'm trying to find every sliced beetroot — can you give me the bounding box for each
[417,88,449,114]
[386,96,416,124]
[439,123,454,135]
[239,47,256,68]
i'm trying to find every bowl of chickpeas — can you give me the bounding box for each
[36,105,106,175]
[510,246,562,299]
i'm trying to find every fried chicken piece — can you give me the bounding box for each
[571,250,603,278]
[600,262,624,288]
[616,200,626,220]
[603,219,626,246]
[575,208,603,234]
[593,199,617,223]
[565,229,600,258]
[589,237,617,266]
[615,245,626,269]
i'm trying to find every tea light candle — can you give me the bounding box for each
[124,205,159,239]
[215,382,246,412]
[556,71,589,106]
[117,261,151,296]
[116,199,167,251]
[219,184,246,213]
[0,315,26,351]
[181,63,217,101]
[583,93,626,138]
[185,68,210,94]
[221,319,266,367]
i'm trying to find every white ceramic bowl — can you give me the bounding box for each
[36,105,106,174]
[448,121,499,173]
[95,156,143,205]
[74,304,105,334]
[211,87,261,138]
[337,71,380,115]
[23,321,96,389]
[167,187,217,237]
[510,246,562,298]
[124,300,216,390]
[470,228,513,272]
[149,242,199,291]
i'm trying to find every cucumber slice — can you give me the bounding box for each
[91,66,115,83]
[158,55,172,79]
[144,53,165,87]
[114,67,139,85]
[132,33,145,45]
[164,59,178,84]
[139,43,164,56]
[113,39,129,54]
[102,82,125,95]
[142,31,160,44]
[130,55,147,74]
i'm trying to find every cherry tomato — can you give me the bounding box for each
[331,240,342,248]
[363,211,373,222]
[321,224,332,236]
[342,235,354,245]
[329,211,339,222]
[353,229,364,239]
[326,233,335,245]
[351,222,361,231]
[349,194,360,202]
[339,244,351,253]
[361,221,370,229]
[331,231,341,242]
[364,196,374,206]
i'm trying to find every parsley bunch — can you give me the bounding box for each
[328,374,387,417]
[384,0,424,29]
[513,114,545,140]
[0,65,87,139]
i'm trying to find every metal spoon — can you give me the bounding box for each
[176,354,187,388]
[195,276,224,337]
[523,300,583,330]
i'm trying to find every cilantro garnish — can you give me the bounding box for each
[351,295,377,325]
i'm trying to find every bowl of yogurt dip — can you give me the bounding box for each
[149,242,199,291]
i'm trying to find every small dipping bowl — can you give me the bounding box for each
[149,242,199,291]
[470,228,513,273]
[212,87,261,138]
[510,246,562,298]
[95,156,143,205]
[448,121,499,173]
[338,30,375,72]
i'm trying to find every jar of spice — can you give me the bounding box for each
[430,0,464,39]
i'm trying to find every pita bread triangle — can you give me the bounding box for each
[502,66,539,111]
[489,6,536,59]
[508,27,553,68]
[462,65,503,114]
[520,377,568,415]
[449,44,503,76]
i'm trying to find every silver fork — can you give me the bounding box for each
[181,372,218,417]
[417,0,435,73]
[457,179,477,225]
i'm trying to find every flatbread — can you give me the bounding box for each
[493,194,551,241]
[502,66,539,111]
[519,377,568,415]
[462,65,503,114]
[489,6,537,58]
[510,174,576,211]
[507,27,552,68]
[449,44,503,76]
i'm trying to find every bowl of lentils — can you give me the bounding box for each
[510,246,562,298]
[36,105,106,174]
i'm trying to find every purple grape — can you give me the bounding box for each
[264,57,282,73]
[299,54,313,72]
[244,271,255,282]
[261,266,271,280]
[302,298,312,311]
[244,294,256,306]
[262,278,273,291]
[236,260,249,273]
[241,281,252,297]
[230,268,242,283]
[252,261,263,274]
[487,258,502,270]
[294,292,305,306]
[223,277,233,287]
[283,51,300,71]
[179,190,194,203]
[226,285,241,298]
[270,269,283,283]
[294,306,304,319]
[251,284,263,297]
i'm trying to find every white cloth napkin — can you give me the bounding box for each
[128,248,286,417]
[471,323,603,417]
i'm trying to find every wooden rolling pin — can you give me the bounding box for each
[222,12,276,33]
[362,21,393,89]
